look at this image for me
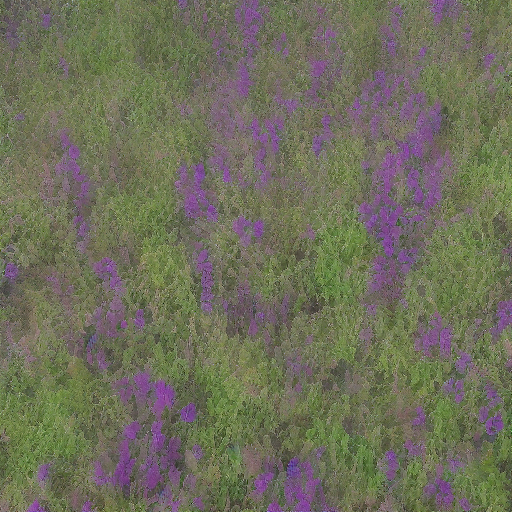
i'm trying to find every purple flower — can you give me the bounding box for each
[254,472,274,494]
[253,219,264,238]
[14,112,25,120]
[69,145,80,159]
[59,57,69,77]
[123,421,141,440]
[485,413,503,435]
[312,135,323,157]
[37,463,52,482]
[404,440,423,457]
[192,444,203,460]
[146,460,162,490]
[456,351,472,373]
[484,53,496,69]
[180,403,197,422]
[385,450,399,480]
[423,483,436,497]
[447,457,464,473]
[81,502,94,512]
[41,13,51,29]
[4,263,18,280]
[207,204,218,222]
[412,406,426,426]
[178,0,187,8]
[310,60,328,78]
[267,502,284,512]
[27,500,47,512]
[459,497,473,511]
[286,457,300,478]
[133,309,145,329]
[193,497,205,510]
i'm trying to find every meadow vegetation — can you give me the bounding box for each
[1,0,512,511]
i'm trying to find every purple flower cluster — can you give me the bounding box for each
[222,281,286,338]
[208,144,232,183]
[404,439,425,458]
[274,32,288,58]
[384,450,399,480]
[430,0,461,26]
[380,5,403,57]
[57,129,92,252]
[98,373,202,508]
[455,350,473,373]
[92,257,127,331]
[252,454,336,511]
[234,0,267,60]
[2,262,18,281]
[312,115,335,158]
[232,216,264,247]
[489,300,512,342]
[478,383,504,436]
[26,501,47,512]
[195,245,214,312]
[424,478,454,509]
[414,312,452,360]
[443,377,464,403]
[41,13,51,29]
[175,163,218,222]
[412,406,426,427]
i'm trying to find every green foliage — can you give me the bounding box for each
[313,208,371,307]
[408,215,503,321]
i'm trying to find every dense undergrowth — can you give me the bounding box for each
[1,0,512,511]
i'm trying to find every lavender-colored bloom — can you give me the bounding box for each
[448,457,464,473]
[192,444,203,460]
[253,219,264,238]
[456,351,472,373]
[37,463,52,482]
[27,500,47,512]
[459,497,473,511]
[485,384,502,406]
[168,464,182,487]
[133,309,145,329]
[412,406,426,426]
[59,57,69,77]
[151,421,166,453]
[4,263,18,280]
[311,60,328,78]
[479,406,490,423]
[206,204,218,222]
[41,13,51,29]
[193,497,205,510]
[133,371,151,398]
[81,502,94,512]
[69,145,80,159]
[486,413,503,435]
[385,450,399,480]
[483,53,495,69]
[254,472,274,494]
[178,0,187,8]
[312,135,323,157]
[286,457,300,478]
[14,113,25,120]
[180,403,196,422]
[404,440,423,457]
[423,483,436,497]
[123,421,141,440]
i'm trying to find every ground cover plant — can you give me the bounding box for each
[1,0,512,510]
